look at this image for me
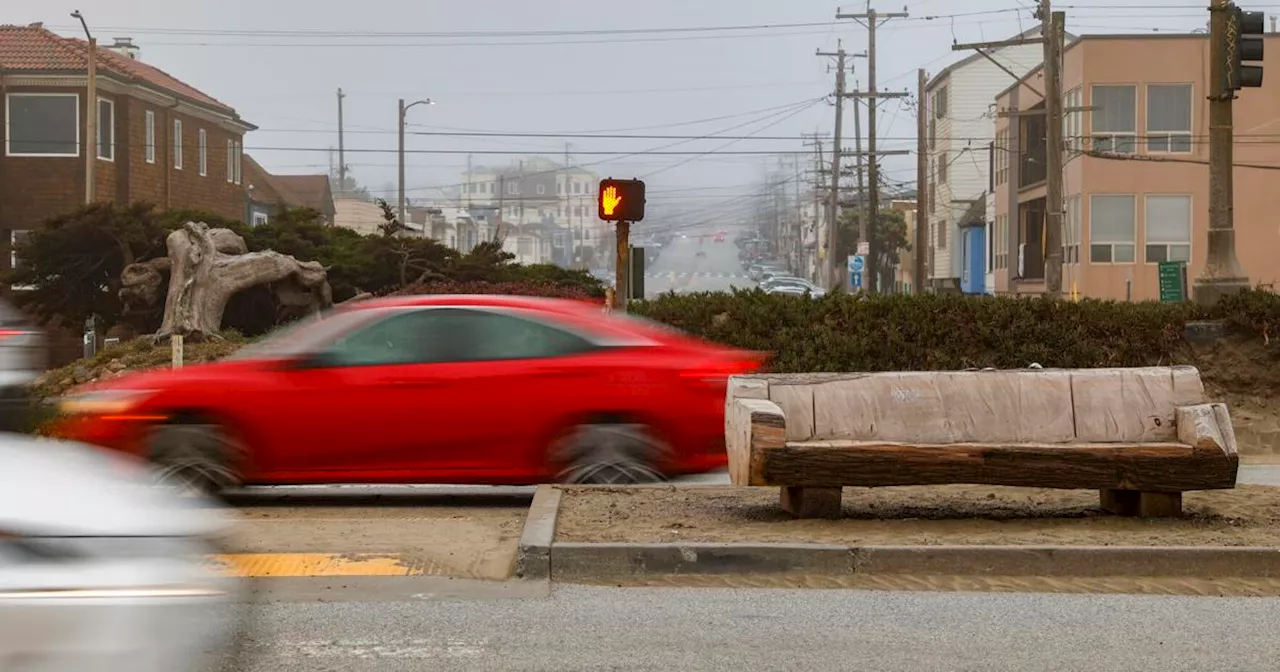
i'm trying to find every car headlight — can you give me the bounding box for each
[59,389,156,416]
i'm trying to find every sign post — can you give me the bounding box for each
[1158,261,1188,303]
[598,178,647,312]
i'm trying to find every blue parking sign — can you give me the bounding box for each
[851,270,863,289]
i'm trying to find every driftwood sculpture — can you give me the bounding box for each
[120,221,332,339]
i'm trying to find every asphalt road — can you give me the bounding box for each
[642,230,753,297]
[222,583,1280,671]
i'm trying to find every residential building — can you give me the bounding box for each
[0,24,255,267]
[333,197,387,236]
[889,198,918,294]
[460,158,601,266]
[243,155,334,226]
[925,27,1048,293]
[992,33,1280,301]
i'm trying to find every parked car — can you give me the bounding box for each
[765,284,826,298]
[0,433,241,670]
[52,296,767,490]
[0,299,46,434]
[760,276,826,297]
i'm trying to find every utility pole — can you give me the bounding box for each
[337,88,347,194]
[851,83,866,266]
[1195,0,1253,303]
[838,5,910,293]
[72,11,95,204]
[816,42,865,289]
[1039,1,1066,299]
[915,68,928,294]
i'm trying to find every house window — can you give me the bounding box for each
[932,85,948,119]
[1064,87,1083,152]
[935,218,947,250]
[994,129,1009,185]
[986,220,995,274]
[1090,85,1136,154]
[507,181,517,195]
[233,141,242,185]
[558,183,564,194]
[575,206,583,217]
[1146,84,1192,153]
[198,129,207,176]
[5,93,79,156]
[173,119,183,169]
[144,110,156,164]
[938,152,948,184]
[1089,194,1137,263]
[573,182,581,194]
[1064,195,1082,264]
[96,97,115,161]
[9,229,28,271]
[252,211,269,227]
[1144,194,1192,263]
[536,184,546,195]
[928,117,936,150]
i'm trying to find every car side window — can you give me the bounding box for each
[458,309,598,361]
[321,307,597,367]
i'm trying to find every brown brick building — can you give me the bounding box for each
[0,23,257,259]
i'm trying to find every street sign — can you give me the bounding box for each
[847,254,865,273]
[598,178,646,222]
[851,271,864,290]
[857,241,870,256]
[1158,261,1187,303]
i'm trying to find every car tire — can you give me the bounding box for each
[147,422,244,498]
[552,422,669,485]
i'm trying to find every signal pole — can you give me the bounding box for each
[838,5,910,293]
[1195,0,1253,304]
[615,220,630,311]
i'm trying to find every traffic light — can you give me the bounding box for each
[1230,6,1265,90]
[597,178,646,222]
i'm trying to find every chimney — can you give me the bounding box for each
[107,37,140,61]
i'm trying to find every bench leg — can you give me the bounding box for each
[781,486,842,519]
[1100,489,1183,517]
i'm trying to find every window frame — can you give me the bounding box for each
[1143,193,1193,264]
[1089,84,1138,155]
[1088,193,1137,265]
[4,92,80,158]
[144,110,156,164]
[1063,87,1083,152]
[96,97,115,162]
[226,139,234,183]
[198,128,208,176]
[232,140,242,185]
[1145,83,1194,154]
[173,118,183,169]
[251,211,269,227]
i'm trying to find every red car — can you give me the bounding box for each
[53,295,765,491]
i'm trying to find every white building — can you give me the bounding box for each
[925,27,1049,294]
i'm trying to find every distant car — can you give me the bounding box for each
[0,433,241,670]
[766,284,826,298]
[53,295,768,489]
[713,234,725,243]
[0,298,46,433]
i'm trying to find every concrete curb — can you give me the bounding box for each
[549,541,1280,582]
[514,485,561,580]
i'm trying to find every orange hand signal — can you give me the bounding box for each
[601,185,623,217]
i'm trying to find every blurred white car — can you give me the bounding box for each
[0,298,46,433]
[0,434,241,671]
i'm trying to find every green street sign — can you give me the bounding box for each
[1158,261,1187,303]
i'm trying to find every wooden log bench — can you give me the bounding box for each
[724,367,1239,519]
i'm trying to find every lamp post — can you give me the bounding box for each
[398,98,434,231]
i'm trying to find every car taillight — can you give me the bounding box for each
[681,356,765,385]
[0,328,32,342]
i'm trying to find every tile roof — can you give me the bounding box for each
[0,23,236,115]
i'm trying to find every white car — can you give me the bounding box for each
[0,434,242,671]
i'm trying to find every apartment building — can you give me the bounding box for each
[925,27,1047,293]
[992,33,1280,301]
[0,24,255,263]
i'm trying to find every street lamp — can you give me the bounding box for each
[398,97,435,232]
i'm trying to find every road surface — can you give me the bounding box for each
[642,231,753,297]
[221,582,1280,671]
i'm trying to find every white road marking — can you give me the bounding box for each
[270,639,489,659]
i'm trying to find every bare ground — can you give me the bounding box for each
[555,484,1280,547]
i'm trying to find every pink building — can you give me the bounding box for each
[992,33,1280,300]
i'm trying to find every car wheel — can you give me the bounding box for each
[552,422,670,485]
[147,422,244,498]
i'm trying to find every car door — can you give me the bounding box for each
[263,307,469,479]
[381,306,612,480]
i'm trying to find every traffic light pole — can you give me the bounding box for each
[1195,0,1250,304]
[615,220,631,311]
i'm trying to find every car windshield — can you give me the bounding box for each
[227,308,387,361]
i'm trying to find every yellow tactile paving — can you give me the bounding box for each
[207,553,447,578]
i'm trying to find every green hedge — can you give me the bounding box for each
[630,289,1280,373]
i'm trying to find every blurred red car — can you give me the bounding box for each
[52,295,765,490]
